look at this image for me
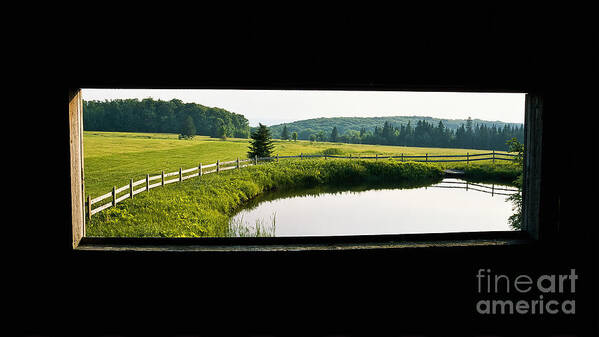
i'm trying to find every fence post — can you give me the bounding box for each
[276,154,279,163]
[112,186,116,207]
[492,184,495,196]
[199,163,203,176]
[401,153,404,162]
[237,157,240,168]
[217,160,220,173]
[130,179,134,199]
[467,152,469,166]
[349,154,352,160]
[179,168,182,182]
[87,195,91,221]
[492,150,495,166]
[426,153,428,162]
[146,174,150,191]
[300,153,303,160]
[375,154,378,161]
[162,170,165,186]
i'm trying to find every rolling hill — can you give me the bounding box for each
[266,116,523,140]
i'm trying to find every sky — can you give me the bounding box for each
[82,89,526,126]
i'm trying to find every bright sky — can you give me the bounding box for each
[82,89,526,126]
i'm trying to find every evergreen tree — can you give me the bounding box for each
[291,132,298,141]
[382,121,394,144]
[281,125,290,140]
[248,123,275,158]
[359,127,366,138]
[330,126,339,142]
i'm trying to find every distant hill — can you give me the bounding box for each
[267,116,523,140]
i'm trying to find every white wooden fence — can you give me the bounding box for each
[86,151,516,219]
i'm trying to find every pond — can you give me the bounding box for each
[228,178,520,237]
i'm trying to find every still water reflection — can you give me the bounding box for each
[229,178,519,237]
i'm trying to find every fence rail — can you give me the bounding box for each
[432,180,519,196]
[86,151,517,220]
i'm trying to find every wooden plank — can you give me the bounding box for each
[203,163,217,169]
[163,171,179,178]
[149,182,161,189]
[69,89,85,247]
[182,167,197,174]
[132,179,146,187]
[87,195,91,221]
[90,192,112,205]
[182,173,199,180]
[220,166,236,172]
[164,178,179,185]
[90,202,112,215]
[148,174,162,181]
[132,187,146,196]
[115,193,130,204]
[115,184,129,194]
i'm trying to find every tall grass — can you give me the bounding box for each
[229,213,277,237]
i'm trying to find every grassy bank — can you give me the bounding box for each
[86,160,444,238]
[437,162,521,185]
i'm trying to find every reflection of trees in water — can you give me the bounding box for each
[505,138,524,230]
[237,178,442,212]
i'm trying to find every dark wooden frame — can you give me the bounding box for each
[69,88,543,251]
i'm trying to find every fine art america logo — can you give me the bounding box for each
[475,269,577,315]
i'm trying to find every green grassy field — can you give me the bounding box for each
[83,131,521,237]
[84,131,516,199]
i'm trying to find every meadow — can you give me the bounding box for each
[83,131,521,237]
[84,131,517,198]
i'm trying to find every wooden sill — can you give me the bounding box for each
[75,231,531,252]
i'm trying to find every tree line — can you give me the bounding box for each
[83,98,250,139]
[279,118,524,151]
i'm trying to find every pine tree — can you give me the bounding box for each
[248,123,275,158]
[281,125,290,140]
[330,126,339,142]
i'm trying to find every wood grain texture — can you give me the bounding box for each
[69,90,84,247]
